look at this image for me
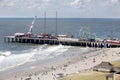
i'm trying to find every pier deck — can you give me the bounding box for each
[4,36,120,48]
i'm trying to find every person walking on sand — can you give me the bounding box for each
[93,58,95,63]
[38,77,40,80]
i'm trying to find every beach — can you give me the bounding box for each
[0,47,120,80]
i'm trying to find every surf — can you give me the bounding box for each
[30,44,70,62]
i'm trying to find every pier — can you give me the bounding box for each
[4,36,120,48]
[4,14,120,48]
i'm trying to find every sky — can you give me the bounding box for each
[0,0,120,18]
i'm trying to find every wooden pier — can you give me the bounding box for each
[4,36,120,48]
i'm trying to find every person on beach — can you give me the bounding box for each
[93,58,95,63]
[38,77,40,80]
[15,76,17,78]
[52,73,54,76]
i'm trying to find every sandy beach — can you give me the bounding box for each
[0,48,120,80]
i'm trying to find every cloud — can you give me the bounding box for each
[0,0,16,7]
[69,0,92,8]
[105,0,120,5]
[68,0,120,10]
[43,0,51,3]
[25,1,40,9]
[104,0,120,7]
[0,0,53,10]
[111,0,120,3]
[0,0,120,18]
[24,0,54,10]
[70,0,83,8]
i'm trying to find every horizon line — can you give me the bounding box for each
[0,17,120,19]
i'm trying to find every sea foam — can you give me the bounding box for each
[0,50,35,71]
[30,44,70,62]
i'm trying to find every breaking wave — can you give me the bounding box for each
[30,44,70,61]
[0,44,92,71]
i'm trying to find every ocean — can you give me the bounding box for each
[0,18,120,72]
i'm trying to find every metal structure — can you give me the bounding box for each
[44,11,46,33]
[78,27,96,40]
[55,11,58,36]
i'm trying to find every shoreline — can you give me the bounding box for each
[0,48,120,80]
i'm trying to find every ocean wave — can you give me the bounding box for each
[0,44,49,71]
[0,56,5,63]
[30,44,71,62]
[0,51,11,56]
[0,45,92,72]
[0,51,11,63]
[0,50,35,71]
